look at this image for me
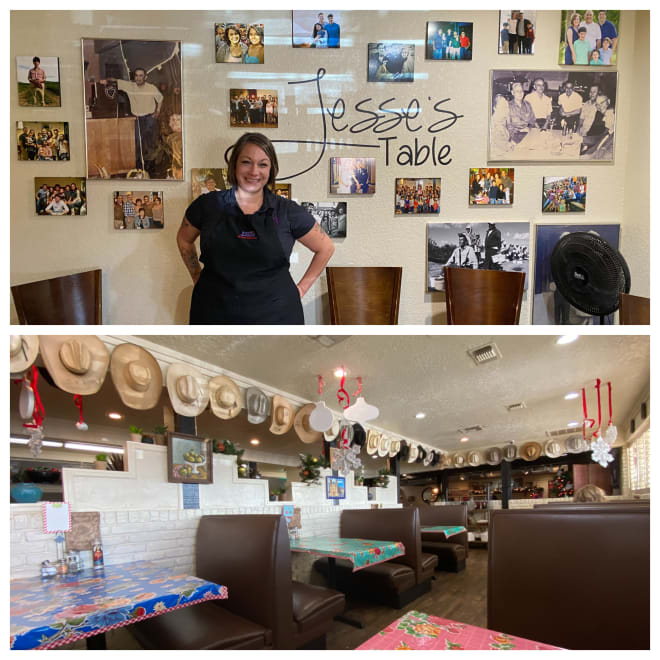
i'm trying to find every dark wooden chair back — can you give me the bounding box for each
[326,266,402,324]
[619,292,650,325]
[11,269,102,325]
[444,267,524,325]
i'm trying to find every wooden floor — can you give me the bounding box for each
[56,547,489,651]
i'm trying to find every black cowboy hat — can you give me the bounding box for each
[398,440,410,462]
[416,445,426,463]
[350,423,366,449]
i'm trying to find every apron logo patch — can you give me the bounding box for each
[237,231,257,239]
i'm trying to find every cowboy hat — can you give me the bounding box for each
[377,434,391,458]
[293,403,322,444]
[485,446,502,466]
[323,417,340,443]
[10,335,39,375]
[452,452,466,468]
[269,394,295,435]
[350,423,365,449]
[388,438,401,458]
[423,449,435,467]
[416,446,427,464]
[544,438,565,459]
[398,440,410,462]
[366,429,380,455]
[467,449,483,467]
[502,444,517,462]
[166,363,209,417]
[439,452,452,469]
[208,374,243,420]
[566,435,589,454]
[110,343,163,410]
[431,450,442,467]
[309,401,334,432]
[246,387,270,424]
[40,335,110,395]
[407,444,419,463]
[519,441,543,461]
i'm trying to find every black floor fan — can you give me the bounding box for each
[550,231,631,325]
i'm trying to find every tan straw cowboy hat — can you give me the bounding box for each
[208,374,243,420]
[293,403,323,444]
[270,394,295,435]
[110,343,163,410]
[166,363,209,417]
[10,335,40,375]
[519,441,543,462]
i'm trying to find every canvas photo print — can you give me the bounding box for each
[113,191,163,229]
[469,168,514,205]
[427,222,530,292]
[489,70,617,161]
[329,157,375,194]
[274,183,291,199]
[367,43,415,82]
[301,202,347,237]
[542,176,587,213]
[395,178,441,214]
[34,177,86,216]
[559,10,619,66]
[191,168,229,199]
[215,23,264,63]
[498,11,537,54]
[229,90,278,128]
[426,21,473,60]
[292,10,341,48]
[82,38,183,180]
[16,56,60,107]
[17,121,69,161]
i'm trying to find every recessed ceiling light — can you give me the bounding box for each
[107,412,123,420]
[564,392,579,400]
[557,334,579,345]
[416,412,426,419]
[250,438,260,446]
[567,422,579,427]
[460,436,469,443]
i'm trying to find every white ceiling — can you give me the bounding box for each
[11,334,649,473]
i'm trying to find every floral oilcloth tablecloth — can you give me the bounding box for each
[10,560,228,650]
[356,611,562,650]
[290,536,405,571]
[420,525,467,538]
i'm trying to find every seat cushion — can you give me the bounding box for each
[130,601,267,650]
[422,541,466,571]
[291,581,345,634]
[420,552,439,578]
[313,557,416,594]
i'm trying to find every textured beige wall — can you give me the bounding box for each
[9,10,649,324]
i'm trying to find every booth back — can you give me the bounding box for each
[417,504,468,556]
[488,506,649,650]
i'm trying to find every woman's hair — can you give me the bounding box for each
[574,484,607,502]
[570,12,581,26]
[248,24,264,44]
[226,132,279,189]
[224,24,241,46]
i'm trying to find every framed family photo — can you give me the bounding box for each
[229,89,278,128]
[113,191,164,230]
[489,69,617,161]
[330,157,375,194]
[34,177,86,216]
[292,10,341,48]
[191,168,229,199]
[395,178,440,214]
[215,23,264,63]
[167,432,213,485]
[17,121,69,161]
[426,21,473,60]
[542,176,587,212]
[559,10,619,66]
[16,55,60,106]
[469,168,514,205]
[498,11,537,55]
[367,43,415,81]
[274,183,292,199]
[301,202,347,237]
[82,38,183,180]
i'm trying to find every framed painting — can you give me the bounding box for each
[167,432,213,484]
[326,475,346,500]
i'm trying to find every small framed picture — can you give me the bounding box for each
[167,432,213,484]
[216,23,264,63]
[229,89,278,128]
[329,157,375,194]
[191,168,229,199]
[16,55,61,107]
[113,191,164,229]
[498,11,537,55]
[301,202,347,237]
[274,183,291,199]
[292,10,342,48]
[395,178,441,214]
[326,475,346,500]
[542,176,587,213]
[17,121,69,161]
[469,168,514,205]
[426,21,473,60]
[559,10,619,66]
[34,177,87,216]
[367,42,415,82]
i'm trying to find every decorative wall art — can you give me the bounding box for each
[469,168,514,205]
[113,191,164,229]
[498,11,537,55]
[427,222,530,292]
[82,38,183,180]
[191,168,229,199]
[329,157,375,194]
[367,43,415,82]
[426,21,473,60]
[326,475,346,500]
[229,89,278,128]
[559,10,620,66]
[292,10,341,48]
[533,223,620,325]
[274,183,291,199]
[542,176,587,213]
[34,177,86,216]
[489,70,617,161]
[301,202,347,237]
[395,178,440,214]
[167,432,213,485]
[16,56,60,107]
[215,23,264,63]
[16,121,69,161]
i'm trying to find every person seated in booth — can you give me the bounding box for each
[574,484,607,502]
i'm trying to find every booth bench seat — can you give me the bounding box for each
[417,504,469,573]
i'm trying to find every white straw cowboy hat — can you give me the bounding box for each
[40,336,110,395]
[502,444,518,462]
[208,375,243,420]
[485,446,503,466]
[110,343,162,410]
[544,438,565,459]
[323,417,340,442]
[566,435,589,454]
[366,429,381,455]
[388,438,402,458]
[270,394,295,435]
[377,434,391,457]
[467,449,483,467]
[246,387,270,424]
[10,335,40,375]
[423,449,435,467]
[519,441,543,462]
[407,444,419,463]
[166,363,209,417]
[452,452,466,468]
[294,403,323,444]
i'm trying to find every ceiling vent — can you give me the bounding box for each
[467,342,502,365]
[308,336,351,348]
[458,424,485,434]
[545,428,581,438]
[506,402,526,412]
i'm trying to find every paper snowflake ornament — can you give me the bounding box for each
[605,424,618,445]
[590,433,614,468]
[332,445,363,476]
[27,427,44,457]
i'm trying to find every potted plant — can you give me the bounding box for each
[128,425,143,443]
[94,454,107,470]
[376,468,391,488]
[152,425,168,446]
[269,482,287,502]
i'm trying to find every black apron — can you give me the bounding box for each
[189,194,304,325]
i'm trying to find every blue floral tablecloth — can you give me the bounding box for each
[290,536,405,572]
[420,525,467,538]
[10,560,228,650]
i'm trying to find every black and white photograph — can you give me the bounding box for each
[301,202,347,237]
[469,168,514,205]
[542,176,587,213]
[16,121,69,161]
[533,223,620,324]
[113,191,164,230]
[395,178,440,214]
[292,10,341,48]
[427,222,530,292]
[367,42,415,82]
[215,23,264,63]
[329,157,375,194]
[489,70,617,161]
[498,11,537,55]
[426,21,473,60]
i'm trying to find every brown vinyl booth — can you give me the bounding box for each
[535,500,650,510]
[488,506,649,650]
[417,504,468,572]
[313,508,437,609]
[618,292,650,325]
[130,514,345,650]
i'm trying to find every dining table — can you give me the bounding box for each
[420,524,467,539]
[10,560,228,650]
[356,610,563,650]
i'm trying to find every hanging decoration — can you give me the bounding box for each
[604,381,618,445]
[330,444,362,476]
[583,379,616,469]
[73,395,88,431]
[15,365,46,457]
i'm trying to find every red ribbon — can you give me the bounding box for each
[607,381,613,425]
[594,379,602,436]
[74,394,85,426]
[337,367,350,410]
[353,377,363,398]
[582,387,595,439]
[22,365,45,430]
[317,375,325,396]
